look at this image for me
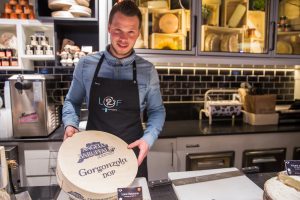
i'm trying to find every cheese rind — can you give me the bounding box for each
[56,131,138,200]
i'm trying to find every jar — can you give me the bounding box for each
[280,16,287,25]
[2,58,10,66]
[1,13,10,18]
[35,45,43,55]
[45,46,53,55]
[28,12,35,19]
[30,35,38,46]
[0,49,5,58]
[284,24,291,32]
[23,5,33,14]
[19,13,27,20]
[277,23,283,32]
[10,57,18,66]
[5,3,12,14]
[25,45,33,55]
[15,4,23,14]
[5,49,13,57]
[9,0,18,5]
[40,36,49,46]
[10,13,18,19]
[20,0,29,6]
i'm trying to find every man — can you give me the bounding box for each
[62,0,166,179]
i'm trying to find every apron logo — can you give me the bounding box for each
[78,142,115,163]
[99,96,122,112]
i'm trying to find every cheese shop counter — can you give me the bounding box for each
[1,120,300,143]
[16,172,275,200]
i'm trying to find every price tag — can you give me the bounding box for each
[285,160,300,175]
[117,186,142,200]
[81,46,93,53]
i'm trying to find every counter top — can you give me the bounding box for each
[17,172,276,200]
[1,120,300,143]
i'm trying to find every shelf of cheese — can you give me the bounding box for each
[201,25,244,52]
[0,19,54,70]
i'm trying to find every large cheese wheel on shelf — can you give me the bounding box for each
[51,11,74,18]
[264,172,300,200]
[75,0,90,7]
[48,0,77,11]
[56,131,138,200]
[159,13,179,34]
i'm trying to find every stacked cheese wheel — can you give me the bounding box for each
[264,171,300,200]
[56,131,138,200]
[48,0,91,18]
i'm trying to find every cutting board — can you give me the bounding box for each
[168,168,263,200]
[56,177,151,200]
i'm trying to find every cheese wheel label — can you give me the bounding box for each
[56,131,138,200]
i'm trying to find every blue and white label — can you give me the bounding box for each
[77,142,115,163]
[99,96,122,112]
[285,160,300,175]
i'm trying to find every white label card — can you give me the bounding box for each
[81,46,93,53]
[33,81,42,102]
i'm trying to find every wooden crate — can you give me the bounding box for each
[202,0,221,26]
[150,33,186,50]
[138,0,170,10]
[134,7,149,49]
[152,8,187,36]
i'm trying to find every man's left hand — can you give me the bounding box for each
[128,139,149,166]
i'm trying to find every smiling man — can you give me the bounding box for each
[62,0,166,179]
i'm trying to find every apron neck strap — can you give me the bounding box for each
[92,54,137,83]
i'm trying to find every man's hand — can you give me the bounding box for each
[64,126,79,140]
[128,139,149,166]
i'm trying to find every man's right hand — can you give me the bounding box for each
[64,126,79,140]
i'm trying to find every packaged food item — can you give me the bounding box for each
[10,57,18,66]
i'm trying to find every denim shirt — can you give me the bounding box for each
[62,48,166,147]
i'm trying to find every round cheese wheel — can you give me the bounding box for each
[276,40,293,54]
[69,4,92,17]
[48,0,77,11]
[159,13,179,34]
[264,177,300,200]
[51,11,74,18]
[75,0,89,7]
[56,131,138,200]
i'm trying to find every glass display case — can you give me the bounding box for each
[199,0,270,54]
[112,0,194,53]
[276,0,300,55]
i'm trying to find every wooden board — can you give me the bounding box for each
[168,168,263,200]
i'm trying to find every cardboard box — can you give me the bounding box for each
[244,94,276,114]
[243,111,279,125]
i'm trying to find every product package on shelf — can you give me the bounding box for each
[150,33,186,50]
[152,8,187,36]
[1,0,36,19]
[59,38,86,67]
[25,32,54,56]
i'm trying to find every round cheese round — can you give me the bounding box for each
[69,4,92,17]
[264,177,300,200]
[159,13,179,34]
[75,0,90,7]
[56,131,138,200]
[48,0,77,11]
[51,11,74,18]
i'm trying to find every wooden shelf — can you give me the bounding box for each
[21,55,55,61]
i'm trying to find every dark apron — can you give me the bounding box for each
[86,55,147,179]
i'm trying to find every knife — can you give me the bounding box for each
[171,170,244,186]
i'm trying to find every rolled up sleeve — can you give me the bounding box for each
[142,66,166,148]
